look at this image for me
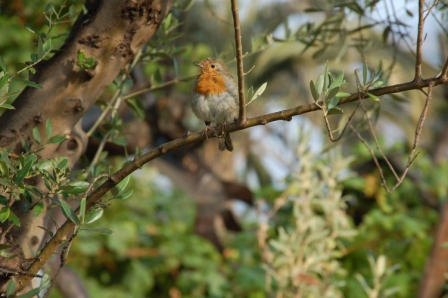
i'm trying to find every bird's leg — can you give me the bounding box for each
[203,121,211,139]
[216,121,228,137]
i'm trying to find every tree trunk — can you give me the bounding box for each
[0,0,173,292]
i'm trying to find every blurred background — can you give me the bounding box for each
[1,0,448,297]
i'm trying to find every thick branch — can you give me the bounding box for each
[230,0,246,124]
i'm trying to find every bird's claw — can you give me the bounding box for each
[202,126,210,139]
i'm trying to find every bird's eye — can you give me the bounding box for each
[211,64,216,68]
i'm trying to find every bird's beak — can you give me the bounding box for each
[194,62,202,67]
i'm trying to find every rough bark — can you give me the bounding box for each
[0,0,173,292]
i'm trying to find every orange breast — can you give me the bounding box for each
[194,72,226,96]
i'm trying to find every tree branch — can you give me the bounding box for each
[414,0,425,81]
[14,72,448,291]
[230,0,246,124]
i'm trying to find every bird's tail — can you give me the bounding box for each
[219,132,233,152]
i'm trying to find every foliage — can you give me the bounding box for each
[258,133,357,297]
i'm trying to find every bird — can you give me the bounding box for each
[191,57,239,152]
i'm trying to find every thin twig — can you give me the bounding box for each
[322,101,361,142]
[430,9,448,38]
[244,65,255,76]
[205,0,232,25]
[43,230,78,298]
[440,57,448,79]
[390,83,433,192]
[85,173,109,197]
[414,0,425,81]
[0,265,43,278]
[357,92,400,181]
[350,83,433,193]
[348,122,391,191]
[121,78,184,101]
[230,0,246,124]
[424,0,439,21]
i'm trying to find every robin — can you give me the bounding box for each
[191,57,239,152]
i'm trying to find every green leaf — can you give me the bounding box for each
[44,2,54,12]
[0,56,6,72]
[125,97,145,120]
[14,160,33,184]
[184,0,195,11]
[49,135,66,144]
[59,199,80,226]
[45,119,52,139]
[57,157,68,169]
[85,57,95,68]
[336,92,351,98]
[39,273,52,290]
[111,175,130,196]
[327,107,344,115]
[17,79,43,89]
[68,5,77,20]
[164,13,172,30]
[30,53,38,63]
[371,79,387,88]
[80,197,86,224]
[37,225,54,238]
[43,38,52,55]
[59,181,89,194]
[0,207,10,223]
[33,202,45,218]
[246,86,254,102]
[8,213,20,226]
[246,82,267,106]
[81,227,113,234]
[24,24,38,35]
[112,189,133,200]
[20,188,33,205]
[32,127,42,144]
[309,80,318,101]
[327,97,341,111]
[0,178,12,188]
[367,93,380,101]
[6,279,16,297]
[0,160,8,176]
[17,287,40,298]
[329,70,345,90]
[37,36,44,59]
[322,62,329,94]
[29,186,44,198]
[0,195,8,205]
[77,50,86,67]
[1,104,14,110]
[112,136,127,147]
[154,68,162,83]
[362,61,368,85]
[0,71,9,88]
[85,208,104,224]
[326,86,339,101]
[24,153,37,165]
[67,169,85,178]
[1,150,17,173]
[315,73,324,96]
[43,177,52,191]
